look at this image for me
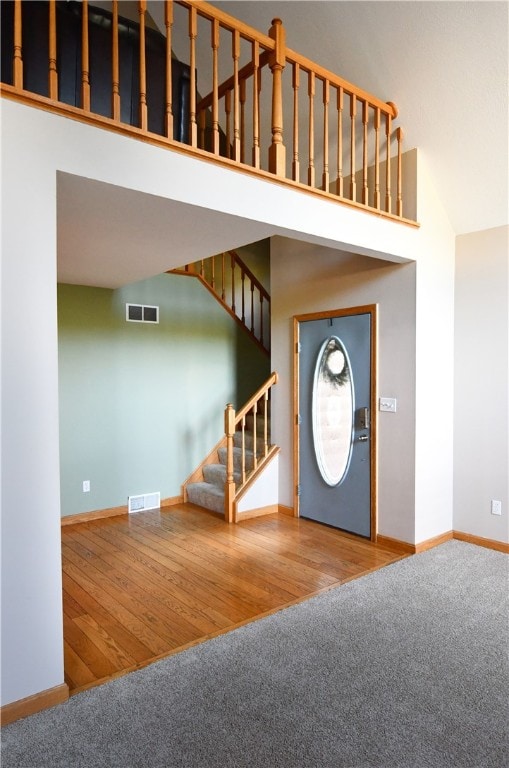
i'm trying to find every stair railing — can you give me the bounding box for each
[1,0,415,223]
[224,371,278,523]
[172,250,270,354]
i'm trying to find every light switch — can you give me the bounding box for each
[379,397,397,413]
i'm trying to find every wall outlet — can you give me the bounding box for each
[82,480,90,493]
[491,499,502,516]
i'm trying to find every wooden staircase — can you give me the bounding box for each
[183,373,279,523]
[171,250,270,355]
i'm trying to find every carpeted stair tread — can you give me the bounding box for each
[186,482,224,515]
[203,463,241,488]
[218,446,255,472]
[186,424,271,514]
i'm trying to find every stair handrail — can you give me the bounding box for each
[171,249,270,354]
[224,371,278,522]
[1,0,414,223]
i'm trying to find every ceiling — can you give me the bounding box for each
[209,0,508,236]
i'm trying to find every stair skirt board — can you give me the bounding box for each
[235,503,279,522]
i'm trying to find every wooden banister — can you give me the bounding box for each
[164,0,174,138]
[223,372,277,521]
[13,0,23,90]
[188,5,197,147]
[112,1,120,121]
[48,0,58,100]
[81,0,90,111]
[197,50,272,113]
[285,46,398,120]
[171,249,270,355]
[138,1,148,131]
[224,403,236,523]
[231,252,270,304]
[178,0,275,48]
[234,372,277,425]
[1,0,416,226]
[268,18,286,176]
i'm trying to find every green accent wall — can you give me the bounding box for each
[58,272,269,517]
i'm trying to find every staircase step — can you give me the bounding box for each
[218,446,255,472]
[203,463,241,488]
[187,482,224,515]
[245,410,271,434]
[233,430,262,452]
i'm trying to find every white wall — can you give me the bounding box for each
[413,152,456,542]
[1,114,64,704]
[454,226,509,543]
[271,152,456,546]
[271,240,417,542]
[1,100,452,707]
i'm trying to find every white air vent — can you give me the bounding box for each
[128,492,161,513]
[126,304,159,323]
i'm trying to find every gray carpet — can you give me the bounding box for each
[2,540,508,768]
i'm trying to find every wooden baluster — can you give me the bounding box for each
[336,86,344,197]
[224,403,235,523]
[221,253,226,300]
[188,6,198,147]
[362,101,369,205]
[292,62,300,182]
[322,79,330,191]
[164,0,174,138]
[138,1,148,131]
[198,109,206,150]
[374,107,381,209]
[252,402,258,470]
[252,41,260,168]
[241,416,246,485]
[268,18,286,176]
[250,283,255,333]
[385,112,392,213]
[259,293,264,347]
[396,127,403,217]
[200,259,204,278]
[308,71,315,187]
[111,1,120,120]
[81,0,90,110]
[240,78,246,164]
[232,29,241,161]
[263,391,269,457]
[48,0,58,99]
[225,90,232,159]
[241,270,246,323]
[211,19,220,155]
[350,93,356,201]
[231,253,236,313]
[211,255,216,290]
[13,0,23,89]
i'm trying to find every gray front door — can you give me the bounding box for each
[296,308,375,538]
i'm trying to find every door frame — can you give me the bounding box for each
[293,304,378,541]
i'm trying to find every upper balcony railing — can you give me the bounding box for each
[0,0,417,224]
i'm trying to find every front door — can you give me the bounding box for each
[295,306,376,539]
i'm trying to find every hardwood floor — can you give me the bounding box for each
[61,505,405,694]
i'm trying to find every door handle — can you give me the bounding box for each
[357,434,369,442]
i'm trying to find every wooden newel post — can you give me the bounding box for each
[268,18,286,176]
[224,403,236,523]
